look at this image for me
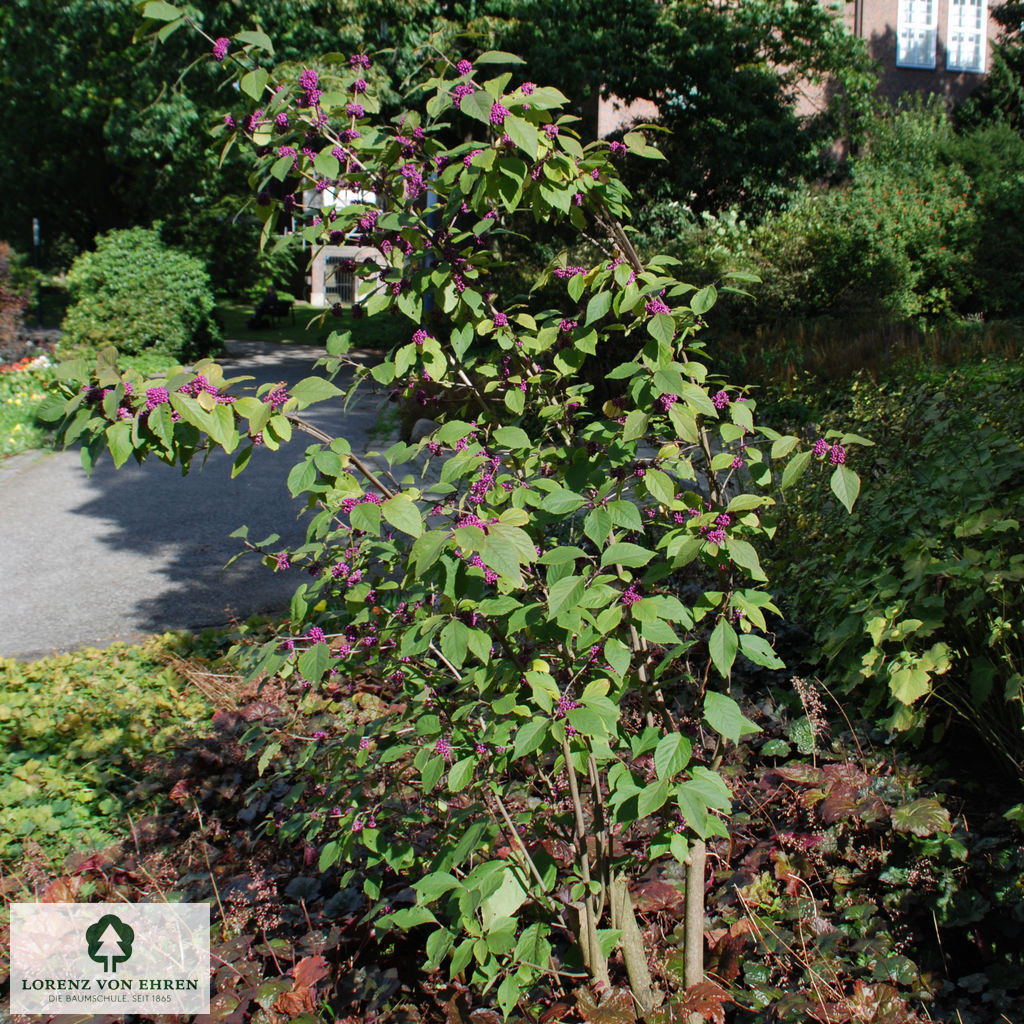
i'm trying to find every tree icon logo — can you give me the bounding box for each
[85,914,135,972]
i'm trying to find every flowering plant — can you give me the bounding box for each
[40,6,866,1012]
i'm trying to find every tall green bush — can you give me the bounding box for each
[41,9,864,1012]
[62,227,220,360]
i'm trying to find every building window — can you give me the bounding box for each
[948,0,987,72]
[325,257,355,304]
[897,0,938,68]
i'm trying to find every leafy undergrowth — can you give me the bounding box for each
[0,637,212,863]
[0,354,56,458]
[2,632,1020,1023]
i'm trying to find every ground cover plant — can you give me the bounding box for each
[36,8,873,1016]
[0,354,54,459]
[0,636,212,866]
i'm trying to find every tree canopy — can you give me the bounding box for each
[0,0,874,271]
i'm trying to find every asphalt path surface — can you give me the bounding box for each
[0,341,396,661]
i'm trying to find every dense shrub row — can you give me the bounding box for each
[637,101,1024,328]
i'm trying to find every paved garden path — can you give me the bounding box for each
[0,341,397,661]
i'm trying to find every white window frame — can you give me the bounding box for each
[896,0,939,69]
[947,0,988,73]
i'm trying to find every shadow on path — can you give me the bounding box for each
[0,342,394,660]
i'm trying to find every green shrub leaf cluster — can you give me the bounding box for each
[61,226,221,361]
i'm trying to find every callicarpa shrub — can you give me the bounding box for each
[39,5,867,1015]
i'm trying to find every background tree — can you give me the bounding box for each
[0,0,874,279]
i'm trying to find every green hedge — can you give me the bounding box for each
[62,227,220,360]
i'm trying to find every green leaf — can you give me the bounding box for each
[781,449,812,490]
[637,779,669,817]
[415,871,462,901]
[891,798,952,837]
[708,618,738,678]
[703,690,760,745]
[515,922,551,968]
[623,409,648,442]
[566,706,606,737]
[647,312,675,346]
[297,642,331,682]
[440,619,469,668]
[105,421,133,469]
[35,394,67,423]
[257,740,281,777]
[425,927,455,969]
[584,507,611,547]
[504,116,539,160]
[460,89,494,125]
[488,522,536,564]
[447,756,476,793]
[585,290,612,326]
[287,459,316,497]
[654,733,691,781]
[475,49,526,64]
[493,425,530,449]
[644,468,675,505]
[737,634,785,670]
[538,545,585,565]
[319,840,341,870]
[481,533,523,584]
[601,542,654,568]
[513,718,549,758]
[142,1,180,20]
[497,975,521,1019]
[725,538,767,581]
[421,755,445,793]
[830,464,860,513]
[350,501,380,535]
[290,376,343,408]
[450,938,474,978]
[234,28,274,53]
[541,488,587,514]
[770,435,798,460]
[382,494,423,537]
[412,530,449,574]
[240,68,269,101]
[691,284,717,315]
[549,574,586,616]
[889,664,931,705]
[604,638,631,678]
[686,767,734,810]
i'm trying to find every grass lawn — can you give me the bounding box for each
[215,299,406,350]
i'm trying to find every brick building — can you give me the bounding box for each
[597,1,1003,132]
[849,0,999,102]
